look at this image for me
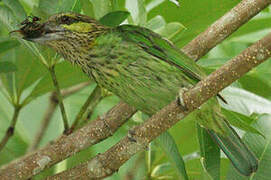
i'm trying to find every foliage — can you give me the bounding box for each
[0,0,271,179]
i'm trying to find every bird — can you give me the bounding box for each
[16,12,258,176]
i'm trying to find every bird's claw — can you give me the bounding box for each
[177,87,189,111]
[128,129,137,143]
[100,115,114,136]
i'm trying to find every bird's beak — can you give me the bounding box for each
[10,22,66,44]
[23,22,66,43]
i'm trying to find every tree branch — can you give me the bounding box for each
[182,0,271,61]
[0,0,269,179]
[0,102,136,180]
[48,32,271,180]
[28,82,91,152]
[48,65,69,133]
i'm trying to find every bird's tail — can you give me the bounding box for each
[207,120,258,176]
[196,98,258,176]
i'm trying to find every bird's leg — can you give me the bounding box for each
[128,129,137,143]
[100,114,114,136]
[177,87,190,111]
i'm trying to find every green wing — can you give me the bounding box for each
[116,25,206,84]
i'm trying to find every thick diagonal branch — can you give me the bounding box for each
[182,0,271,61]
[48,32,271,180]
[0,0,269,179]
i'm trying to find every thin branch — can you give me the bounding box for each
[0,105,21,152]
[70,85,102,131]
[182,0,271,61]
[48,32,271,180]
[28,82,91,151]
[48,65,69,133]
[28,93,58,152]
[61,81,91,97]
[0,102,136,180]
[0,0,268,178]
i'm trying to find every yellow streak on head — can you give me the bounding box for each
[62,22,93,32]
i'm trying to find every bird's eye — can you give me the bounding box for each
[60,16,77,25]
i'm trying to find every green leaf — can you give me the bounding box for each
[0,61,17,73]
[156,132,189,180]
[2,0,27,21]
[0,5,49,66]
[146,0,165,12]
[146,15,166,31]
[148,0,240,47]
[0,93,28,165]
[99,11,130,27]
[0,46,47,101]
[126,0,147,25]
[151,163,173,179]
[80,0,95,17]
[197,125,220,180]
[226,114,271,179]
[222,109,265,137]
[229,12,271,43]
[39,0,81,16]
[0,5,19,30]
[71,0,81,13]
[156,22,186,42]
[220,87,271,115]
[91,0,112,19]
[27,61,89,101]
[0,38,20,54]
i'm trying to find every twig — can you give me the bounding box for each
[182,0,271,61]
[28,93,58,152]
[28,82,91,151]
[0,0,268,178]
[47,32,271,179]
[70,85,102,131]
[0,105,21,153]
[0,102,136,180]
[48,65,69,134]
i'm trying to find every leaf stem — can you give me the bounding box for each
[0,105,21,152]
[48,65,69,133]
[70,85,102,131]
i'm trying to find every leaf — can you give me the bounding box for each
[0,46,47,100]
[226,114,271,179]
[99,11,130,27]
[71,0,81,13]
[222,109,264,137]
[80,0,95,17]
[146,0,165,12]
[126,0,147,25]
[151,163,173,178]
[146,15,166,31]
[0,93,28,166]
[229,12,271,43]
[91,0,112,19]
[0,5,19,30]
[39,0,81,16]
[156,132,189,180]
[27,61,89,101]
[148,0,240,47]
[220,87,271,115]
[0,5,49,66]
[156,22,186,42]
[2,0,27,21]
[0,38,20,54]
[0,61,17,73]
[197,125,220,180]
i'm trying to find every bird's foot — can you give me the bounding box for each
[128,129,137,143]
[177,87,189,111]
[100,115,114,136]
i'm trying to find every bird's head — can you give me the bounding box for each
[13,12,109,60]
